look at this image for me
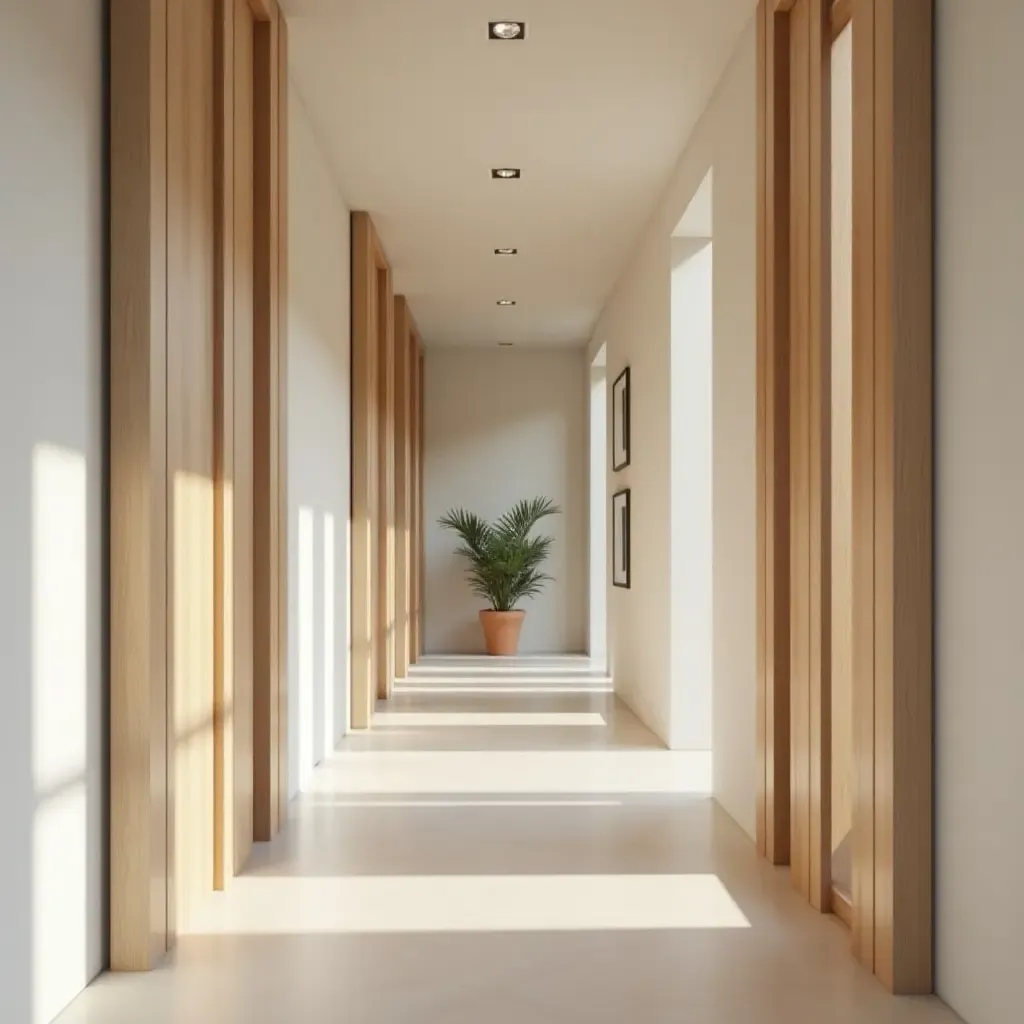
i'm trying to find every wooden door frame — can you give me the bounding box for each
[756,0,933,993]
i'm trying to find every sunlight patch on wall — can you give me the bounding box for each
[31,444,88,1024]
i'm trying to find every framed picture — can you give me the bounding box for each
[612,366,631,471]
[612,488,631,589]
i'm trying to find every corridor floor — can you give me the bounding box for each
[59,657,962,1024]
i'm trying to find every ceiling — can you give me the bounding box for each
[282,0,754,347]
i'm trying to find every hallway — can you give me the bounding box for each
[58,661,959,1024]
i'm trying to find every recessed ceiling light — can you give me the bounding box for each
[491,167,521,179]
[497,299,516,306]
[489,21,525,40]
[494,248,518,255]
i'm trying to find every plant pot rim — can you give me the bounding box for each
[480,608,526,616]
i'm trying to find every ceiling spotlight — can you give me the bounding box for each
[494,247,518,255]
[491,167,521,179]
[489,21,525,40]
[497,299,516,306]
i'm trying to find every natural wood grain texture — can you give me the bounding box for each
[408,339,421,660]
[232,0,256,876]
[789,0,812,900]
[807,0,832,911]
[831,885,854,928]
[167,0,217,931]
[417,350,426,656]
[831,0,853,39]
[851,0,877,973]
[376,266,396,700]
[756,0,767,855]
[351,212,383,727]
[756,0,792,866]
[829,18,854,864]
[276,12,289,826]
[851,0,933,993]
[252,10,282,840]
[393,297,412,679]
[871,0,934,994]
[110,0,171,970]
[213,0,256,886]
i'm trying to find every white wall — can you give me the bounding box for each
[424,348,587,655]
[287,89,352,796]
[591,20,756,835]
[588,355,608,666]
[935,3,1024,1022]
[670,239,714,751]
[0,3,106,1022]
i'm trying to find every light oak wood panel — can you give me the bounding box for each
[852,0,934,994]
[166,0,218,933]
[408,339,421,660]
[276,15,290,826]
[829,18,854,865]
[416,349,426,656]
[850,0,877,973]
[214,0,257,887]
[393,297,412,679]
[351,213,393,726]
[788,0,812,899]
[807,0,832,912]
[755,0,792,867]
[377,266,396,700]
[110,0,171,970]
[831,884,854,928]
[252,8,282,839]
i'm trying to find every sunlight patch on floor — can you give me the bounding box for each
[190,874,750,935]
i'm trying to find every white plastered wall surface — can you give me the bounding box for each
[591,17,757,836]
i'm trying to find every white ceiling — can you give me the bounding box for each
[282,0,754,347]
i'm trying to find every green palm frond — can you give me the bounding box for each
[439,497,561,612]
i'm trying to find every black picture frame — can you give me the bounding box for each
[612,366,631,471]
[612,488,631,589]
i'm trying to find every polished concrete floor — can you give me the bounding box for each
[59,659,962,1023]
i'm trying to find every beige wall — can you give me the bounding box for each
[286,88,352,794]
[424,348,588,655]
[591,17,757,834]
[935,2,1024,1021]
[0,3,105,1021]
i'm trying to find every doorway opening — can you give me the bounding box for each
[669,171,713,751]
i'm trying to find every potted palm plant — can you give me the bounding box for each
[438,497,561,656]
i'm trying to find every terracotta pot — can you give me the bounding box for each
[479,609,526,657]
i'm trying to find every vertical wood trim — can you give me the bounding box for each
[851,0,877,972]
[252,10,281,839]
[808,0,832,910]
[110,0,170,969]
[276,11,290,823]
[393,297,412,680]
[416,349,426,655]
[756,0,792,867]
[408,340,421,661]
[756,0,768,856]
[789,0,812,899]
[351,212,387,727]
[376,265,396,700]
[871,0,934,994]
[213,0,235,893]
